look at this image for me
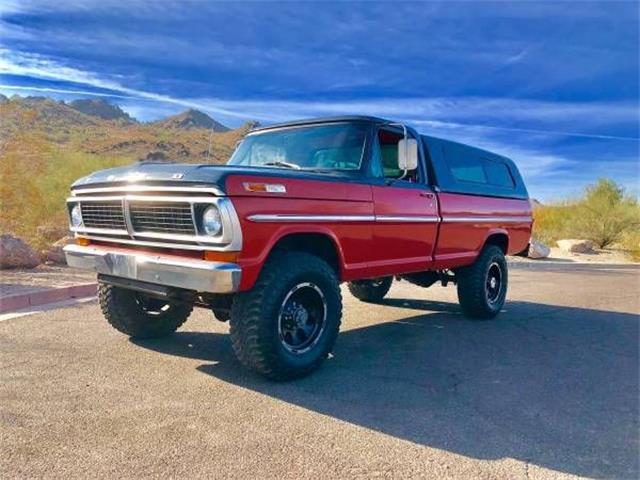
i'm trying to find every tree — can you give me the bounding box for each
[570,178,640,248]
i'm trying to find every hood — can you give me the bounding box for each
[71,162,360,196]
[72,163,234,189]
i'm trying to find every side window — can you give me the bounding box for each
[374,128,419,182]
[483,159,515,188]
[446,147,487,184]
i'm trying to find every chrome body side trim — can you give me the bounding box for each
[441,216,533,223]
[64,244,240,293]
[247,214,375,223]
[247,213,531,224]
[247,214,441,223]
[375,215,440,223]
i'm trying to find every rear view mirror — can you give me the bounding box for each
[398,138,418,171]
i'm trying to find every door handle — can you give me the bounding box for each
[419,192,435,199]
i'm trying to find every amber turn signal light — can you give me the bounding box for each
[204,251,239,262]
[76,237,91,246]
[243,182,286,193]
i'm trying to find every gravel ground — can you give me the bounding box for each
[1,262,638,479]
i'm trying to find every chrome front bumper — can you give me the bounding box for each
[64,244,241,293]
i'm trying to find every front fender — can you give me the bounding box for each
[237,224,349,291]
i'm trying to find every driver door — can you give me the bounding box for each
[368,127,439,277]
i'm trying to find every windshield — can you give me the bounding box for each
[227,123,368,171]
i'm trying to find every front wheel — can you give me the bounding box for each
[98,284,193,339]
[456,245,508,319]
[230,252,342,380]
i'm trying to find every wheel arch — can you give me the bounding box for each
[482,229,510,254]
[239,226,347,291]
[269,230,343,275]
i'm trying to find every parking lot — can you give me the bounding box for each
[1,262,638,479]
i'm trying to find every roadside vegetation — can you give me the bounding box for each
[533,179,640,260]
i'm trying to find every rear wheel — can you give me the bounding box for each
[230,251,342,380]
[347,277,393,303]
[98,284,193,339]
[456,245,508,319]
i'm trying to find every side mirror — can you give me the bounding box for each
[398,138,418,171]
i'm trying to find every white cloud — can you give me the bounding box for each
[0,49,248,119]
[0,84,134,99]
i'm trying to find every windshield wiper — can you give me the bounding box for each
[263,160,301,170]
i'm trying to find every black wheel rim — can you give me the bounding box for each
[135,293,171,316]
[486,262,503,305]
[278,282,327,354]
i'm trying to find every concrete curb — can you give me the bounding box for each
[0,283,97,314]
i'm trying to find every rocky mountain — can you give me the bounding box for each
[0,93,8,104]
[1,96,99,141]
[0,96,243,160]
[153,108,230,131]
[68,98,135,123]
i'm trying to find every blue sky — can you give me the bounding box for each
[0,0,638,200]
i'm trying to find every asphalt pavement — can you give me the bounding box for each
[1,262,638,479]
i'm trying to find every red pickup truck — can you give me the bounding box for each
[64,116,532,379]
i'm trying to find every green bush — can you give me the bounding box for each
[533,178,640,252]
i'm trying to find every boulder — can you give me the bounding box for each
[557,239,595,254]
[42,236,74,264]
[528,239,550,259]
[0,234,41,269]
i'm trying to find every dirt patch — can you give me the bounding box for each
[512,247,636,264]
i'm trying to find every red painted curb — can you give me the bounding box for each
[0,283,97,314]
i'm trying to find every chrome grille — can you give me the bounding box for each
[68,186,242,252]
[129,201,196,235]
[80,201,126,230]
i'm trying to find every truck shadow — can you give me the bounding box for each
[134,299,639,479]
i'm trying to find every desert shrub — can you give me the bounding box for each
[533,178,640,251]
[569,179,639,248]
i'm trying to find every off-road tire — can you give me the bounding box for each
[98,284,193,339]
[456,245,508,319]
[230,251,342,381]
[347,277,393,303]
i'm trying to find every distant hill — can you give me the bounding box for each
[0,96,243,162]
[1,96,99,139]
[153,108,229,131]
[68,98,135,123]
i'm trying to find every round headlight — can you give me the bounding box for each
[202,206,222,236]
[70,204,83,228]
